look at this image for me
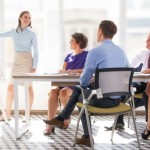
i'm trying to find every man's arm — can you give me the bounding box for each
[80,50,96,87]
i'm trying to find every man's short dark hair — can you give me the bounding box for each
[72,33,88,49]
[99,20,117,38]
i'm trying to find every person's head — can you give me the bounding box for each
[70,32,88,50]
[16,11,32,32]
[146,34,150,50]
[97,20,117,42]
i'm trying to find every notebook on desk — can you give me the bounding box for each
[134,72,150,76]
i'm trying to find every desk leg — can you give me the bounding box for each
[14,80,19,139]
[14,80,29,139]
[25,82,29,126]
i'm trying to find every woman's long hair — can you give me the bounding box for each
[16,11,32,32]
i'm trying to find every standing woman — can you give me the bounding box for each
[0,11,39,121]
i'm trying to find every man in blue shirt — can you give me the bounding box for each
[43,20,129,147]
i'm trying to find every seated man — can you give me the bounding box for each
[105,34,150,130]
[43,20,129,147]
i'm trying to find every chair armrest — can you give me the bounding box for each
[131,87,136,96]
[75,85,89,104]
[75,85,103,104]
[96,88,103,99]
[128,87,136,109]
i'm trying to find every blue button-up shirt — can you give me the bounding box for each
[0,27,39,68]
[80,39,129,87]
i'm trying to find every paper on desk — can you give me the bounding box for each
[134,72,141,74]
[43,73,80,76]
[43,73,69,76]
[134,72,150,76]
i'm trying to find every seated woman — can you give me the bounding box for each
[142,82,150,139]
[43,32,88,135]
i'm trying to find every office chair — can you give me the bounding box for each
[128,63,143,127]
[128,92,142,127]
[133,63,143,102]
[73,67,141,150]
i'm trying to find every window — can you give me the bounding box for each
[1,0,150,78]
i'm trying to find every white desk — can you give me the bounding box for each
[133,73,150,82]
[13,73,80,139]
[13,72,150,139]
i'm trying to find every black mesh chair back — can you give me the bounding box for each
[95,68,134,98]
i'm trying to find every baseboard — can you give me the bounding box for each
[8,109,146,116]
[135,110,145,115]
[10,110,79,115]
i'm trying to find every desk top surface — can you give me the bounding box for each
[12,72,150,80]
[12,73,80,79]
